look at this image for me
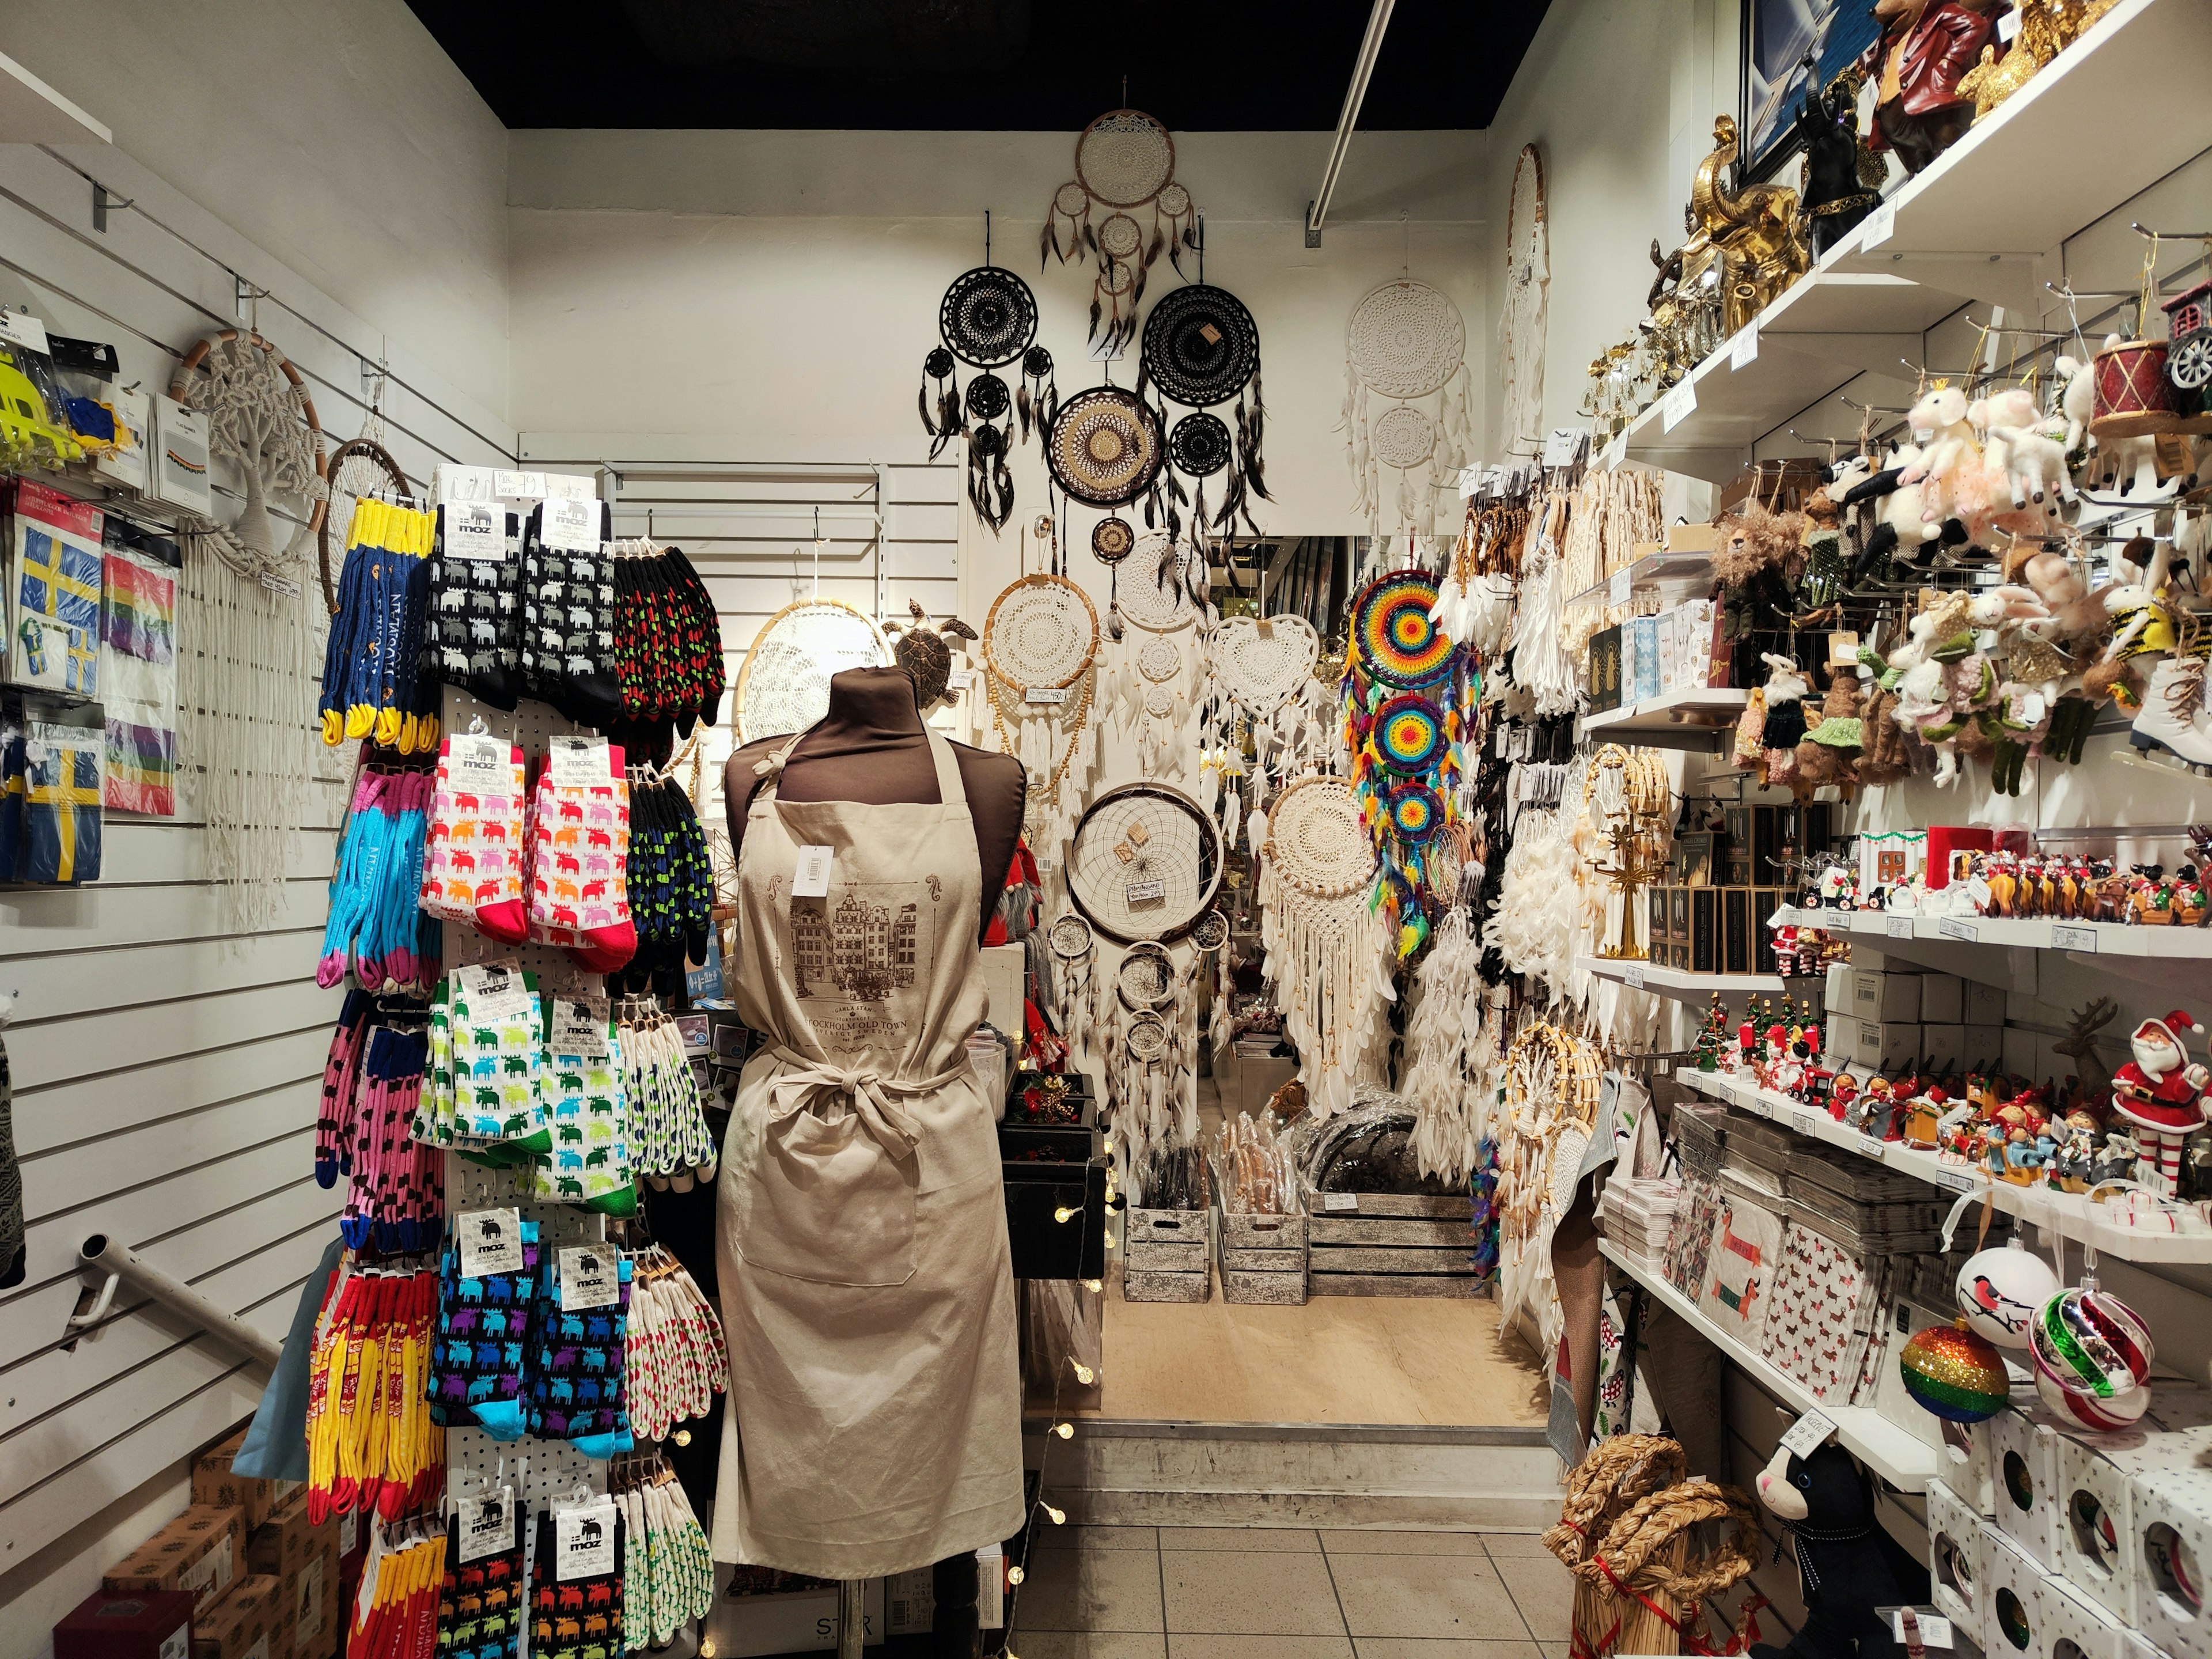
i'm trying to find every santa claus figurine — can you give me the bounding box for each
[2109,1009,2212,1192]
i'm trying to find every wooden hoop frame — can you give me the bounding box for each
[315,437,410,613]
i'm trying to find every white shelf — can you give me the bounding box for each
[1582,687,1748,749]
[1596,1238,1941,1492]
[1581,955,1784,1002]
[1770,904,2212,963]
[0,51,108,146]
[1566,548,1718,609]
[1678,1067,2212,1262]
[1618,0,2212,481]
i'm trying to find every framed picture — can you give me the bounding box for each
[1739,0,1883,181]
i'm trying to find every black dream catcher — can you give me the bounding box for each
[918,253,1058,535]
[1138,280,1269,542]
[1042,109,1200,353]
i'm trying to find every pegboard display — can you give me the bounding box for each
[446,1426,609,1505]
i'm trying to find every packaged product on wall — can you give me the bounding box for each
[0,698,105,884]
[90,384,153,496]
[0,307,85,471]
[7,478,104,696]
[99,518,179,816]
[149,395,213,517]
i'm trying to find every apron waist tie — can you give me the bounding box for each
[763,1045,974,1161]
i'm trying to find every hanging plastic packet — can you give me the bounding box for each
[427,1213,539,1438]
[527,735,634,969]
[421,732,529,943]
[536,993,637,1215]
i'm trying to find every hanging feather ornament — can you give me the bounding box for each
[918,346,963,460]
[1042,109,1199,353]
[1139,282,1268,547]
[915,262,1039,536]
[1342,279,1472,543]
[964,373,1016,532]
[1016,345,1058,445]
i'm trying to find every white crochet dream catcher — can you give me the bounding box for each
[1100,937,1199,1200]
[1199,611,1331,852]
[982,572,1100,862]
[171,329,328,583]
[1103,533,1201,782]
[1041,109,1200,354]
[1498,145,1551,461]
[1046,910,1099,1059]
[1255,774,1391,1118]
[1400,897,1498,1183]
[734,598,893,745]
[1343,279,1472,542]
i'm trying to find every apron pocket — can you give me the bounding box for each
[737,1104,919,1286]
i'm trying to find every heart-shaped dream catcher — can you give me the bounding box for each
[1139,282,1270,541]
[916,264,1055,535]
[1341,567,1471,956]
[1042,109,1199,353]
[734,597,893,745]
[982,571,1100,858]
[1343,279,1472,541]
[1255,774,1390,1118]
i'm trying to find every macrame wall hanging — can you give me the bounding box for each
[1341,566,1472,958]
[980,562,1100,861]
[1400,896,1498,1183]
[1343,279,1472,543]
[1041,109,1199,353]
[1252,774,1389,1119]
[1198,608,1331,855]
[1099,531,1206,785]
[1137,279,1269,543]
[916,244,1054,535]
[170,327,328,933]
[1498,145,1551,462]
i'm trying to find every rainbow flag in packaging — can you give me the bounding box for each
[97,524,177,816]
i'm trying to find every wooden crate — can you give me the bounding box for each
[1123,1205,1211,1300]
[1302,1184,1484,1297]
[1210,1174,1307,1305]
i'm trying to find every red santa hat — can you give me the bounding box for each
[2135,1011,2205,1048]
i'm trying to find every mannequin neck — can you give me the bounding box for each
[812,667,926,744]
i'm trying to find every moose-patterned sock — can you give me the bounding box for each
[437,1494,526,1659]
[427,1217,539,1438]
[530,1502,625,1659]
[527,1245,634,1456]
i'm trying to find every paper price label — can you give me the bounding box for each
[1792,1111,1817,1136]
[1322,1192,1359,1213]
[494,469,547,501]
[948,668,976,690]
[558,1245,620,1312]
[1885,916,1914,938]
[448,732,508,790]
[1024,685,1069,705]
[1543,427,1586,468]
[547,733,608,787]
[1938,917,1978,943]
[1609,567,1632,605]
[2053,925,2097,953]
[1126,878,1167,903]
[554,1501,618,1581]
[1891,1612,1955,1648]
[1861,202,1895,250]
[0,308,51,354]
[1730,324,1760,370]
[1936,1166,1974,1193]
[1623,965,1646,990]
[540,495,600,552]
[549,995,611,1058]
[440,464,499,505]
[456,1494,518,1564]
[458,963,532,1023]
[1998,4,2021,38]
[457,1208,524,1279]
[793,844,834,899]
[1661,380,1698,431]
[1456,465,1484,498]
[1862,1135,1890,1158]
[444,499,503,561]
[1779,1408,1838,1459]
[541,472,597,502]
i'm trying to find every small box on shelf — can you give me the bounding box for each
[1983,1528,2050,1658]
[1919,975,1965,1024]
[1992,1404,2067,1573]
[2127,1463,2212,1659]
[2039,1570,2125,1659]
[1928,1479,1987,1648]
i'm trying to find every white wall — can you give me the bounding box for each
[0,8,512,1650]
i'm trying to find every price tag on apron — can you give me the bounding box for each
[549,995,611,1057]
[793,844,835,898]
[456,1494,517,1564]
[554,1502,619,1581]
[457,1208,524,1279]
[448,733,507,790]
[547,733,608,787]
[559,1245,620,1312]
[444,499,503,561]
[540,496,600,553]
[459,963,532,1023]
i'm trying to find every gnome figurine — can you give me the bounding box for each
[2110,1009,2212,1192]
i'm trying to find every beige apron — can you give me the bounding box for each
[713,729,1025,1578]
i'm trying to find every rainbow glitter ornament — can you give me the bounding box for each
[1899,1320,2009,1422]
[1353,570,1456,688]
[1376,693,1446,774]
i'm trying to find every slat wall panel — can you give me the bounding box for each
[0,139,515,1567]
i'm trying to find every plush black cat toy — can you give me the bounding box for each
[1751,1441,1929,1659]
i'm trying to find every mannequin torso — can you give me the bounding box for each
[723,666,1026,942]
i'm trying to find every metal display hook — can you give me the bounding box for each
[66,1233,283,1368]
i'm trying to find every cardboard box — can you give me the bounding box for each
[1923,1025,1968,1071]
[1664,522,1718,554]
[1927,827,1996,890]
[191,1575,281,1659]
[1854,969,1928,1023]
[882,1546,1004,1639]
[2128,1464,2212,1659]
[1919,975,1965,1024]
[2040,1570,2124,1659]
[707,1570,885,1657]
[1984,1528,2049,1656]
[1966,1026,2005,1071]
[1967,981,2006,1025]
[107,1506,246,1620]
[1853,1020,1922,1070]
[1927,1479,1987,1648]
[192,1432,291,1533]
[248,1497,339,1659]
[53,1590,195,1659]
[245,1496,332,1586]
[1993,1404,2066,1573]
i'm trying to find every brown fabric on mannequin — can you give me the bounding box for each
[724,666,1026,944]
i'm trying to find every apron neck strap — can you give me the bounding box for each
[753,729,967,809]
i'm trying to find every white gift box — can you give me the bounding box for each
[1930,1478,1989,1648]
[1994,1402,2069,1573]
[1985,1529,2050,1657]
[2051,1415,2212,1627]
[2129,1465,2212,1659]
[2039,1571,2125,1659]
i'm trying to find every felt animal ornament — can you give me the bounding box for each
[1857,684,1913,783]
[1713,501,1803,590]
[1897,384,1983,525]
[2082,536,2173,714]
[1978,385,2077,516]
[1794,675,1865,787]
[1758,654,1812,749]
[1843,442,1946,575]
[1749,1440,1924,1659]
[2056,352,2098,452]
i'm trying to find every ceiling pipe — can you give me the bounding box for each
[1305,0,1396,248]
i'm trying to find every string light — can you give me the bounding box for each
[1054,1422,1074,1439]
[1083,1279,1103,1291]
[1007,1565,1026,1586]
[1073,1362,1095,1384]
[673,1429,691,1447]
[1045,1505,1066,1525]
[1054,1206,1077,1224]
[700,1643,716,1657]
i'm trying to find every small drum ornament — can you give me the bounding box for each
[1955,1241,2062,1350]
[1899,1320,2009,1423]
[2029,1284,2153,1430]
[2092,338,2180,440]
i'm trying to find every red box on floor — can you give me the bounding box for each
[54,1589,195,1659]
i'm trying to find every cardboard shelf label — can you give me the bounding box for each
[1886,916,1914,939]
[1938,918,1978,943]
[2053,925,2097,953]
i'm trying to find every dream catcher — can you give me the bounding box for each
[1100,531,1206,783]
[1498,145,1551,462]
[1198,611,1329,851]
[733,597,893,745]
[1041,109,1200,353]
[1138,282,1269,543]
[1343,280,1473,541]
[171,328,328,581]
[1496,1020,1603,1349]
[1065,781,1224,1191]
[1046,910,1099,1060]
[1342,567,1472,957]
[1253,774,1389,1119]
[916,261,1051,534]
[982,570,1100,859]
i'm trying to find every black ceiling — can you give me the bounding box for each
[406,1,1549,130]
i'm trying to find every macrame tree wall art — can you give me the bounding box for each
[1498,144,1551,462]
[1041,109,1198,354]
[1343,279,1472,545]
[915,246,1052,536]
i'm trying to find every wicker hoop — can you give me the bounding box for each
[315,435,408,613]
[983,573,1100,693]
[733,597,893,745]
[171,327,328,565]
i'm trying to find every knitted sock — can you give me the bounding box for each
[527,745,634,968]
[536,997,635,1215]
[422,740,529,945]
[529,1505,625,1659]
[527,1248,634,1453]
[437,1495,525,1659]
[522,504,620,729]
[427,1219,539,1438]
[446,965,551,1160]
[316,988,375,1186]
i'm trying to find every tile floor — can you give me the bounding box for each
[1008,1525,1573,1659]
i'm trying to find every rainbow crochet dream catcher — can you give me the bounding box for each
[1342,567,1472,956]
